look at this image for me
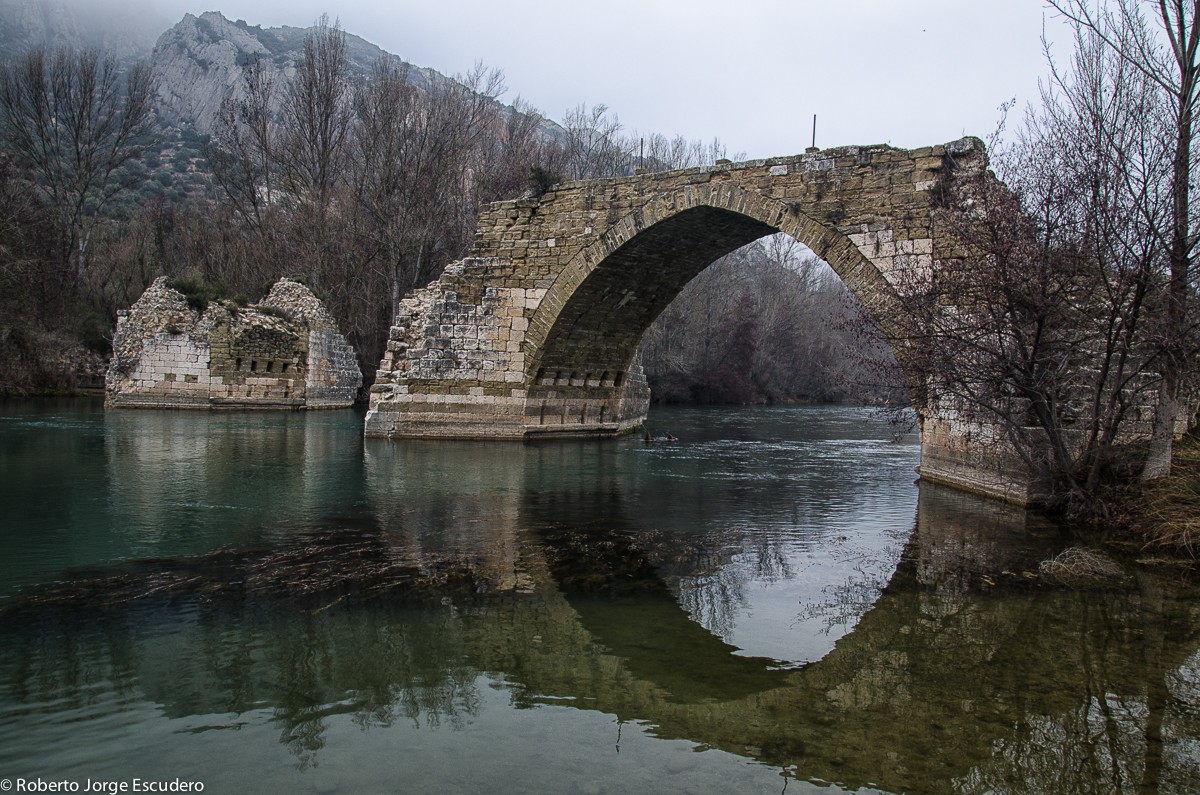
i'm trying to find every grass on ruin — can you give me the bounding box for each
[255,304,294,322]
[166,277,249,313]
[1129,433,1200,558]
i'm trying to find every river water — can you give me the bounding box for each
[0,400,1198,794]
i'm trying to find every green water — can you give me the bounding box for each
[0,400,1197,794]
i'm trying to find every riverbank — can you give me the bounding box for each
[0,325,106,397]
[1124,433,1200,558]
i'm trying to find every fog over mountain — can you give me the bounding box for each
[0,0,561,141]
[0,0,170,58]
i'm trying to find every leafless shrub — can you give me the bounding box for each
[1038,547,1126,584]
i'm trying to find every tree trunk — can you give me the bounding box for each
[1141,379,1179,480]
[1142,2,1195,481]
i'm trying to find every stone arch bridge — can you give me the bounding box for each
[365,137,1015,500]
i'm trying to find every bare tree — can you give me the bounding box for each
[1048,0,1200,479]
[638,236,893,405]
[0,47,154,280]
[277,16,353,209]
[638,132,733,171]
[203,26,510,380]
[208,58,278,234]
[561,103,634,179]
[276,15,355,287]
[0,150,54,321]
[882,17,1177,509]
[350,58,504,314]
[477,96,561,202]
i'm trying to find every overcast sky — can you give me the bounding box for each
[147,0,1075,159]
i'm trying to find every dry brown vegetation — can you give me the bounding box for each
[1129,433,1200,555]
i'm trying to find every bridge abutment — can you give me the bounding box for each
[916,414,1041,505]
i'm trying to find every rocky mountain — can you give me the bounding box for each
[150,11,456,134]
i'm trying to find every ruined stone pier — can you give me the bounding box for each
[107,278,362,409]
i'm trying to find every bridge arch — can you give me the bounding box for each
[523,182,905,394]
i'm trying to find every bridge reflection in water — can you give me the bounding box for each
[2,475,1197,794]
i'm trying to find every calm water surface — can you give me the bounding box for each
[1,400,1198,793]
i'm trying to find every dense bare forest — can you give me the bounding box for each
[0,16,897,405]
[639,235,901,405]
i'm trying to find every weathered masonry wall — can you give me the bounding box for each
[306,328,363,408]
[918,410,1040,505]
[106,277,362,409]
[367,264,650,439]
